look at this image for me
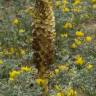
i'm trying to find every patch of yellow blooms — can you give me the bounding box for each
[0,59,3,64]
[55,87,77,96]
[56,1,61,8]
[54,85,61,91]
[86,64,93,70]
[35,78,48,86]
[75,31,84,37]
[9,47,15,55]
[19,29,25,33]
[58,65,69,71]
[67,88,77,96]
[48,65,69,78]
[73,0,81,6]
[71,39,82,49]
[71,43,77,49]
[20,49,26,55]
[75,55,85,65]
[92,0,96,3]
[9,70,21,81]
[12,18,19,25]
[21,66,31,72]
[9,66,31,80]
[63,7,70,12]
[56,92,64,96]
[74,39,82,46]
[64,22,73,29]
[61,33,68,38]
[85,36,92,42]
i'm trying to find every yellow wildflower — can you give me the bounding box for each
[21,66,31,72]
[75,55,84,65]
[64,22,73,29]
[75,31,84,37]
[92,0,96,3]
[63,0,68,5]
[0,59,3,64]
[85,36,92,42]
[54,69,60,74]
[54,85,61,91]
[9,47,14,54]
[56,1,61,7]
[61,33,68,38]
[70,43,77,48]
[86,64,93,70]
[20,49,26,55]
[35,78,47,86]
[12,18,19,25]
[19,29,25,33]
[9,70,21,80]
[63,7,70,12]
[58,65,69,71]
[73,0,81,5]
[56,92,64,96]
[75,39,82,45]
[48,71,55,78]
[67,88,77,96]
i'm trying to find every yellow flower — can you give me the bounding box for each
[73,0,81,5]
[21,66,31,72]
[63,0,68,5]
[75,39,82,45]
[19,29,25,33]
[56,1,61,7]
[54,85,61,91]
[86,64,93,70]
[0,59,3,64]
[54,69,60,74]
[92,0,96,3]
[20,49,26,55]
[67,88,77,96]
[9,47,14,54]
[48,71,55,78]
[61,33,68,38]
[35,78,47,86]
[75,55,84,65]
[85,36,92,42]
[58,65,69,71]
[64,22,73,29]
[63,7,70,12]
[75,31,84,37]
[9,70,21,80]
[56,92,64,96]
[70,43,77,48]
[12,18,19,25]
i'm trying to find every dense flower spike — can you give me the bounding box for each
[32,0,55,75]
